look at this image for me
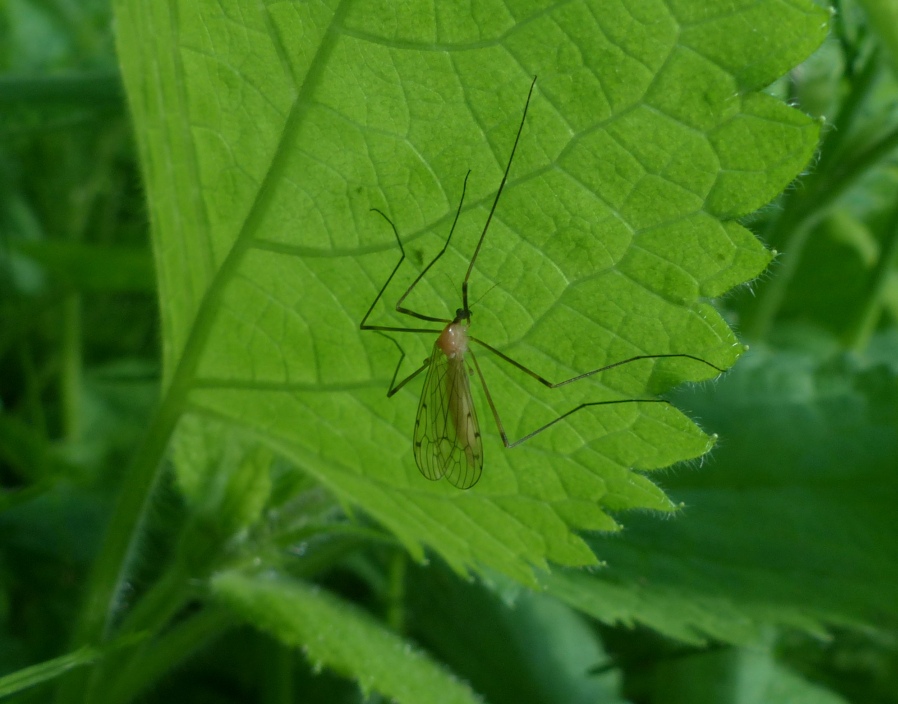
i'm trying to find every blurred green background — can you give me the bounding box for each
[2,1,898,703]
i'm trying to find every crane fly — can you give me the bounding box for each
[360,76,725,489]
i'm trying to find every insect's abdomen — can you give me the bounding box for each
[413,335,483,489]
[445,357,477,463]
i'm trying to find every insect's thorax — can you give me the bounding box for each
[437,312,470,359]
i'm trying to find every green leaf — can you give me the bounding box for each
[543,332,898,642]
[114,0,825,579]
[406,562,625,704]
[652,645,851,704]
[211,570,482,704]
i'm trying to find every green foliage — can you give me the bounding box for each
[3,0,898,703]
[543,339,898,644]
[211,570,483,704]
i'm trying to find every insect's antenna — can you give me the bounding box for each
[462,75,537,312]
[470,281,499,309]
[395,170,472,314]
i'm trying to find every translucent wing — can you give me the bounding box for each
[414,343,484,489]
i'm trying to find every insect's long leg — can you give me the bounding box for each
[374,331,431,397]
[461,75,538,312]
[360,213,419,331]
[469,336,726,388]
[394,170,472,321]
[468,346,677,449]
[358,223,439,376]
[360,210,448,330]
[467,348,511,446]
[506,400,672,449]
[363,170,473,328]
[389,361,431,397]
[362,190,470,391]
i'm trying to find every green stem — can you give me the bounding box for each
[102,608,235,704]
[386,550,408,633]
[97,531,369,702]
[846,197,898,350]
[18,341,49,441]
[63,161,271,698]
[65,380,190,643]
[261,636,295,704]
[0,633,147,701]
[811,47,881,171]
[61,0,343,697]
[61,293,83,442]
[746,87,898,339]
[743,51,879,340]
[57,291,224,704]
[854,0,898,77]
[114,560,199,637]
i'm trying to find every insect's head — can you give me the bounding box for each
[454,307,471,324]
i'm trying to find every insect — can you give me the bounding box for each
[360,76,724,489]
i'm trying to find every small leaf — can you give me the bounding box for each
[173,415,272,537]
[212,570,483,704]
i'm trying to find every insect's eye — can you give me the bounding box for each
[456,308,466,319]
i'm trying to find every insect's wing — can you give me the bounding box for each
[414,344,484,489]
